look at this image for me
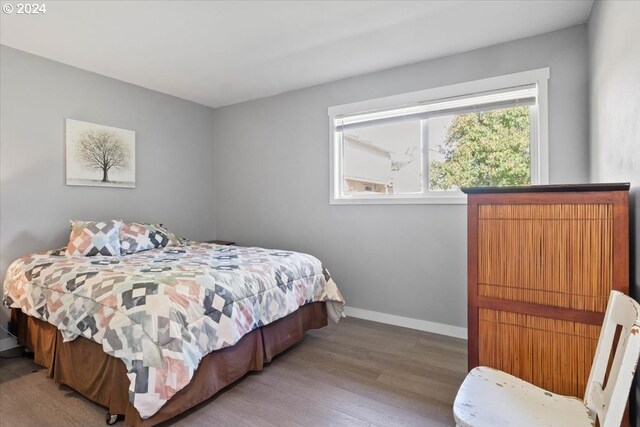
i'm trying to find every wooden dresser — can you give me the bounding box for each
[462,183,629,399]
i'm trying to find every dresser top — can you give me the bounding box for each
[461,182,630,194]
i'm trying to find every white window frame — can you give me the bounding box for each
[328,68,550,205]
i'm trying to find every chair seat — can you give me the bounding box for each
[453,367,594,427]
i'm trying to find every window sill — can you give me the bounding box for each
[330,195,468,205]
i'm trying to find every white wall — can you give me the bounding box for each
[213,25,589,330]
[589,2,640,186]
[588,1,640,424]
[0,46,217,341]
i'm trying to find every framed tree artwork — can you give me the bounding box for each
[65,119,136,188]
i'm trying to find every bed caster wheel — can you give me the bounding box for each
[105,413,120,425]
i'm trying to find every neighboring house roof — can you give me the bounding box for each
[343,134,393,156]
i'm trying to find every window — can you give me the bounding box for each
[329,68,549,204]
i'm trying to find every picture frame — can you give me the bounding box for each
[65,119,136,188]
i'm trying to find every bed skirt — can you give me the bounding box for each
[11,302,328,426]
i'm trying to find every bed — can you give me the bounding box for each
[4,241,344,426]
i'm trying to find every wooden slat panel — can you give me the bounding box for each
[478,308,600,398]
[477,203,613,312]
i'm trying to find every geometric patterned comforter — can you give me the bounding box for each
[2,243,344,418]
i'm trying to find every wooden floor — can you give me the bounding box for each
[0,317,467,427]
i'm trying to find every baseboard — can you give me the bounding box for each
[0,336,19,352]
[344,306,468,339]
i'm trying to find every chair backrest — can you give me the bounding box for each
[585,290,640,427]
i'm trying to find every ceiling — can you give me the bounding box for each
[0,1,594,108]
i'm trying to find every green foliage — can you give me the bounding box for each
[429,107,531,190]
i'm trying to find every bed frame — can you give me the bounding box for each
[11,302,328,426]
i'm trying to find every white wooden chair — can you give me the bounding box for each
[453,290,640,427]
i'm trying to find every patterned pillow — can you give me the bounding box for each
[145,223,182,247]
[120,222,156,254]
[67,220,122,256]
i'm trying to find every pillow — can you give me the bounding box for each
[120,222,157,254]
[145,223,182,247]
[67,220,122,256]
[119,223,182,252]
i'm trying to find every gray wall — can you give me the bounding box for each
[213,25,589,329]
[588,1,640,424]
[0,45,217,336]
